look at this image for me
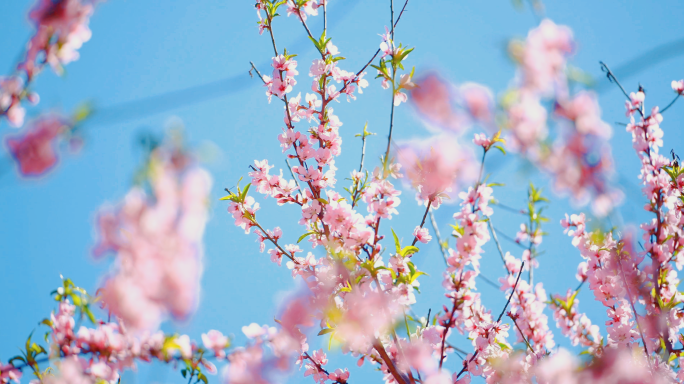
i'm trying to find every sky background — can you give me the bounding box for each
[1,0,684,383]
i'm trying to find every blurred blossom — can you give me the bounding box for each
[42,356,95,384]
[396,135,477,208]
[459,82,495,126]
[334,284,401,352]
[518,19,574,95]
[21,0,97,79]
[410,72,494,133]
[506,91,548,155]
[0,76,29,127]
[548,91,622,216]
[93,139,213,331]
[5,113,69,177]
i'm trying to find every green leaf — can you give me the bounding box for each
[318,328,335,335]
[410,271,428,284]
[391,228,401,254]
[400,245,420,257]
[240,183,251,202]
[297,232,314,243]
[84,306,97,324]
[198,373,208,384]
[9,356,26,365]
[494,145,506,155]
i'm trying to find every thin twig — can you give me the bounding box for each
[429,209,449,265]
[384,92,396,164]
[296,13,325,59]
[492,202,527,215]
[616,253,651,364]
[447,343,469,358]
[493,227,528,250]
[265,19,295,128]
[488,217,510,274]
[249,61,266,83]
[285,158,303,197]
[660,93,681,114]
[390,0,395,41]
[600,61,644,118]
[455,262,525,379]
[359,131,368,173]
[509,315,534,353]
[478,273,500,289]
[338,0,409,95]
[411,200,432,246]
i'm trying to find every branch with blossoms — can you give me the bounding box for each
[0,278,229,384]
[7,1,684,383]
[1,0,101,128]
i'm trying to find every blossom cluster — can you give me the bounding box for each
[93,138,213,331]
[0,279,229,384]
[1,0,99,128]
[505,20,621,216]
[6,1,684,384]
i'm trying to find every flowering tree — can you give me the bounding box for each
[2,0,684,383]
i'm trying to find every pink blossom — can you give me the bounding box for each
[459,82,494,124]
[94,143,212,331]
[202,330,229,358]
[519,19,574,94]
[328,368,350,383]
[396,135,477,207]
[472,133,492,149]
[5,114,67,176]
[0,363,21,384]
[335,285,400,352]
[410,73,462,131]
[0,76,27,127]
[413,226,432,244]
[21,0,96,78]
[393,73,416,106]
[672,79,684,95]
[507,92,548,154]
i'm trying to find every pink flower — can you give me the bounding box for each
[472,133,492,149]
[335,285,400,351]
[413,226,432,244]
[519,19,574,94]
[410,73,462,131]
[22,0,96,78]
[0,363,21,384]
[393,73,416,106]
[672,79,684,95]
[94,143,212,331]
[0,76,27,127]
[379,26,394,58]
[202,330,229,358]
[328,368,350,383]
[396,135,477,208]
[459,82,494,124]
[507,92,548,153]
[5,114,67,176]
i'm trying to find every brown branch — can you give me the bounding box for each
[374,341,408,384]
[411,200,432,246]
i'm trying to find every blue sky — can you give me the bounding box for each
[2,0,684,383]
